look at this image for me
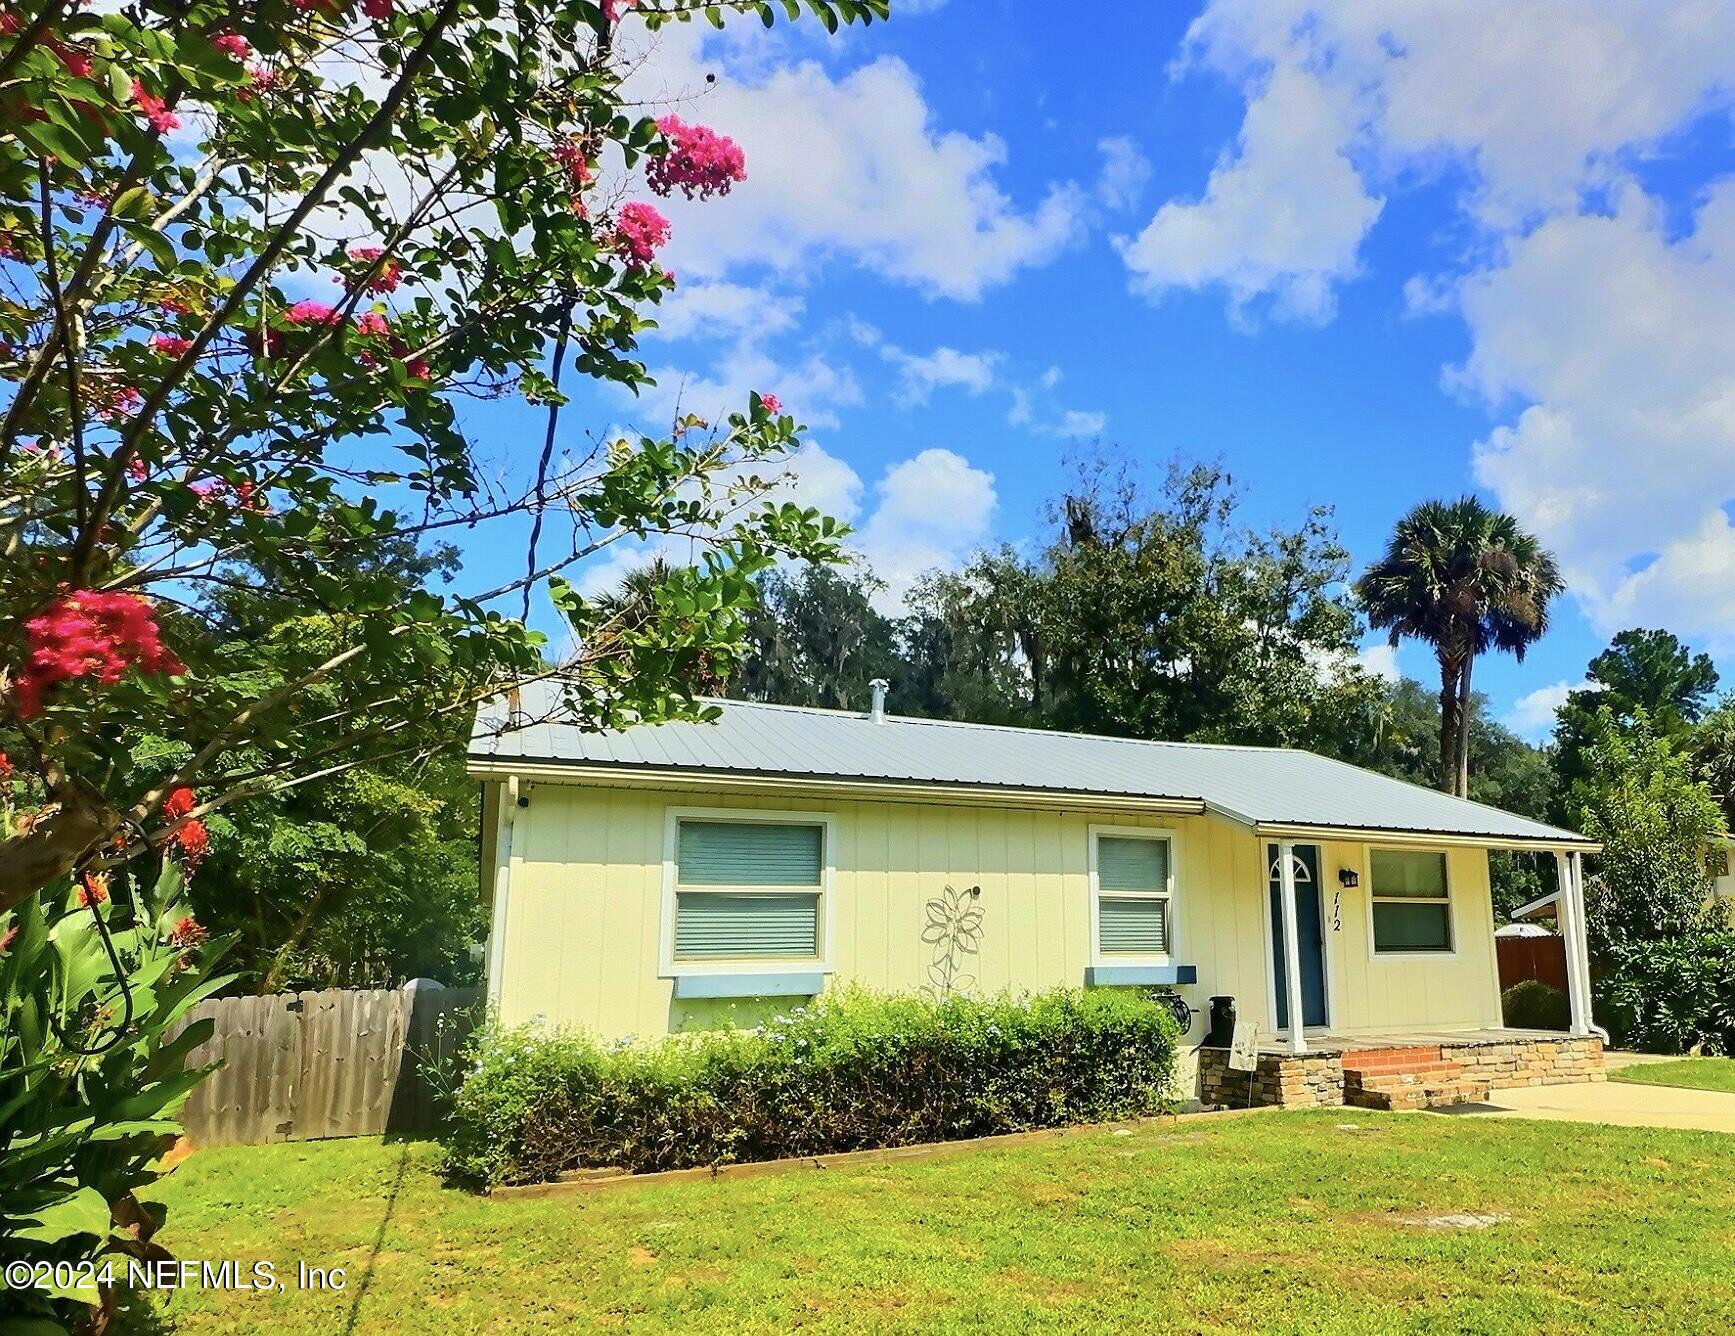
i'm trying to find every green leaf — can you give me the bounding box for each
[11,1185,112,1245]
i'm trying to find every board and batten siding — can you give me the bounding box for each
[487,782,1502,1040]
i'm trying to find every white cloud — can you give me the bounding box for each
[1131,0,1735,315]
[1464,185,1735,645]
[852,448,998,611]
[1503,679,1593,742]
[647,280,801,343]
[1096,136,1151,212]
[1358,642,1403,684]
[1008,377,1106,439]
[1057,410,1107,439]
[1119,2,1735,643]
[631,342,861,430]
[624,30,1083,301]
[1120,64,1382,323]
[575,443,996,616]
[881,345,1001,406]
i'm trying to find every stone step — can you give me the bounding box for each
[1346,1077,1492,1112]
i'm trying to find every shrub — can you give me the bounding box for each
[1594,933,1735,1055]
[1,863,234,1332]
[1501,979,1570,1031]
[441,986,1180,1189]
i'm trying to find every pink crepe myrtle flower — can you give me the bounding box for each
[132,81,180,135]
[341,245,403,294]
[601,0,637,23]
[13,589,183,717]
[46,36,93,78]
[613,201,670,267]
[95,385,143,421]
[555,138,596,192]
[758,393,782,416]
[150,334,193,357]
[647,117,747,200]
[355,310,391,338]
[362,0,392,18]
[283,299,341,327]
[126,454,148,482]
[211,31,249,60]
[236,66,280,102]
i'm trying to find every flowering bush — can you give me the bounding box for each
[0,0,885,915]
[440,987,1181,1188]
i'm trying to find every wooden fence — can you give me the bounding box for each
[1496,934,1569,996]
[168,985,480,1147]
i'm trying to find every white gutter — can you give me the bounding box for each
[1251,820,1599,854]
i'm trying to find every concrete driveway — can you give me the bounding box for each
[1454,1080,1735,1133]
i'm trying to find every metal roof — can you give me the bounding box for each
[470,682,1592,848]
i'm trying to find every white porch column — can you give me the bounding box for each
[1555,850,1592,1037]
[1276,840,1308,1055]
[1569,850,1596,1036]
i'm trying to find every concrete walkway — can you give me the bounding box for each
[1458,1080,1735,1133]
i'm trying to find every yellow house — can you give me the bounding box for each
[471,682,1604,1084]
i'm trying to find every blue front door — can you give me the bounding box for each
[1267,843,1327,1030]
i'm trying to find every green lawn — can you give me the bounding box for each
[120,1112,1735,1335]
[1612,1056,1735,1094]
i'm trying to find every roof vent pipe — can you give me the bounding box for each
[868,678,889,724]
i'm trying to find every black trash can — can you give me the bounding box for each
[1206,996,1236,1048]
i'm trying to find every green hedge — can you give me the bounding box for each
[1595,933,1735,1055]
[1501,979,1570,1031]
[441,986,1181,1188]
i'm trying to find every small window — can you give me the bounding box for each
[1370,849,1452,953]
[1095,834,1172,958]
[673,820,823,961]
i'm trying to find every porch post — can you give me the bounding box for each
[1569,850,1596,1036]
[1555,850,1591,1037]
[1277,840,1308,1055]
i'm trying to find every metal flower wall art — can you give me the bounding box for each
[922,883,984,997]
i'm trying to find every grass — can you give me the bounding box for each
[1612,1056,1735,1094]
[120,1111,1735,1335]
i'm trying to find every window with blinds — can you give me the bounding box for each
[1370,849,1452,953]
[1095,833,1173,958]
[673,819,824,961]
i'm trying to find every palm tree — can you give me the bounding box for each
[1356,498,1563,797]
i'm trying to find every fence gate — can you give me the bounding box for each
[166,985,478,1147]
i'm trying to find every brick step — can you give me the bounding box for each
[1339,1054,1464,1075]
[1344,1046,1443,1067]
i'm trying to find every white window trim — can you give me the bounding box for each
[1364,844,1460,961]
[1088,824,1177,968]
[660,806,836,978]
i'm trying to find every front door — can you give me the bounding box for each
[1267,843,1327,1031]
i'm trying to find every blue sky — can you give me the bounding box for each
[448,1,1735,740]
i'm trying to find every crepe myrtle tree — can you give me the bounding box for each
[0,0,880,914]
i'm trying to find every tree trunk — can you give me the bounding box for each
[259,880,335,994]
[0,788,122,916]
[1456,652,1475,798]
[1437,654,1460,794]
